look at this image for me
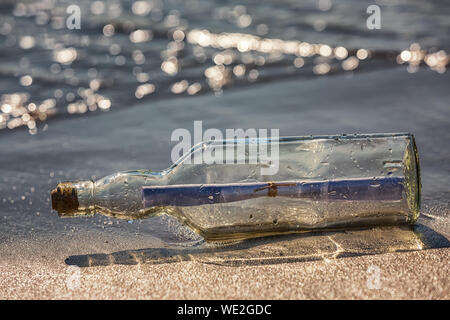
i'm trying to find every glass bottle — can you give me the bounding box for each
[51,133,420,241]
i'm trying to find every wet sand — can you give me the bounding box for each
[1,67,449,299]
[1,246,448,299]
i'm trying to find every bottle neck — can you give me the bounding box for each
[73,180,95,213]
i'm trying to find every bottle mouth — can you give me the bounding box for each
[51,182,80,216]
[51,180,94,217]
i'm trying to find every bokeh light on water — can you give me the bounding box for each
[0,0,448,134]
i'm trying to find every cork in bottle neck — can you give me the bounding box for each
[51,182,79,215]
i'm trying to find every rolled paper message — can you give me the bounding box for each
[142,177,404,207]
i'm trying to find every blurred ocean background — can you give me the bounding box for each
[1,0,449,130]
[0,0,449,268]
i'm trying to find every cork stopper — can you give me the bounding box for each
[51,182,79,215]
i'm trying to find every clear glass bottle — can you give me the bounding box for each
[51,133,420,241]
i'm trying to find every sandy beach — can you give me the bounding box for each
[1,67,449,299]
[1,246,448,299]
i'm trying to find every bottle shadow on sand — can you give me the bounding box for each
[65,223,450,268]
